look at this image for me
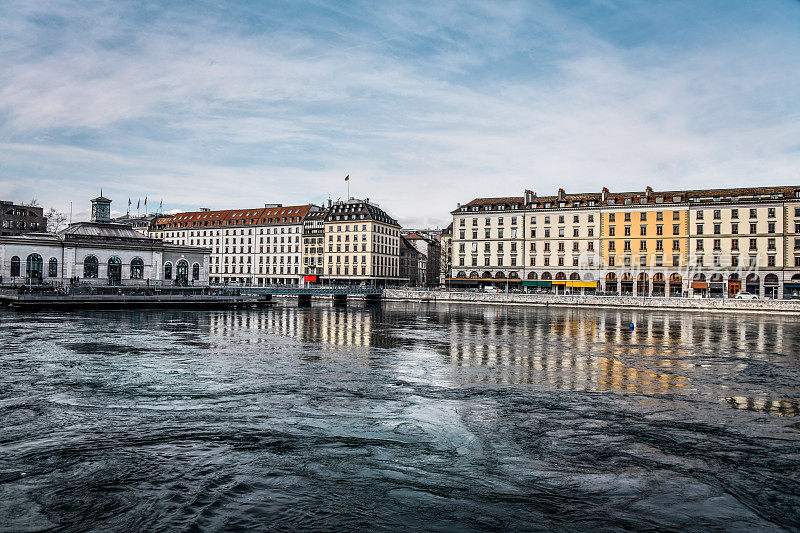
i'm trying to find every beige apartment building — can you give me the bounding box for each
[323,198,401,286]
[449,186,800,298]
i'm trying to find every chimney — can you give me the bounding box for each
[327,199,332,208]
[601,187,609,202]
[200,207,210,212]
[558,188,566,201]
[646,186,653,198]
[524,189,535,204]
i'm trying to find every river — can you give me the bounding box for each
[1,302,798,531]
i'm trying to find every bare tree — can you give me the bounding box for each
[25,198,40,207]
[45,208,68,232]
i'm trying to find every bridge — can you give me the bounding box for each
[228,285,383,305]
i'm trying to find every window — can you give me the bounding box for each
[192,263,200,281]
[672,255,680,266]
[731,255,739,267]
[672,240,680,251]
[609,213,615,222]
[749,238,757,251]
[768,222,775,234]
[624,213,631,222]
[696,240,704,251]
[713,239,721,251]
[10,256,20,277]
[498,229,504,238]
[673,224,680,235]
[673,211,680,221]
[640,225,646,236]
[573,215,579,223]
[697,210,704,220]
[750,209,757,218]
[732,223,738,234]
[485,229,491,239]
[609,256,615,266]
[624,226,631,236]
[164,262,172,280]
[609,226,615,237]
[558,216,564,224]
[696,224,703,235]
[656,212,663,221]
[768,208,775,218]
[48,258,58,277]
[731,239,739,250]
[750,223,757,234]
[768,238,776,250]
[588,228,594,237]
[624,240,631,251]
[83,256,98,278]
[768,255,775,267]
[558,228,565,237]
[608,241,616,251]
[656,225,663,235]
[640,212,647,221]
[130,258,144,279]
[656,240,663,251]
[713,210,721,220]
[639,256,647,266]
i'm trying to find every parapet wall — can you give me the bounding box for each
[381,289,800,315]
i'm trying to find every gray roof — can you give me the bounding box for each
[60,222,152,241]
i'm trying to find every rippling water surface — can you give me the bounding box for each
[1,302,799,531]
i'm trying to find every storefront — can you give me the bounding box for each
[691,281,708,296]
[784,282,800,299]
[552,280,598,293]
[522,279,552,292]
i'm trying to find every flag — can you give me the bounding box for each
[159,199,163,212]
[128,198,132,207]
[137,199,140,209]
[144,196,147,206]
[345,175,349,181]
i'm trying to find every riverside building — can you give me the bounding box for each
[323,198,402,286]
[449,186,800,299]
[153,204,317,285]
[0,196,209,287]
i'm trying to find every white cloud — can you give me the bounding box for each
[0,0,799,228]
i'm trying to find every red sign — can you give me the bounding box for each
[304,275,318,282]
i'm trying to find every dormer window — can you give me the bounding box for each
[672,195,681,203]
[639,197,647,204]
[624,198,632,205]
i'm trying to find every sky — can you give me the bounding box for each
[1,0,799,228]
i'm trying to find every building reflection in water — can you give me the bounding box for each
[156,303,798,410]
[724,396,800,417]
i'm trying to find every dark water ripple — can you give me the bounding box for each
[1,302,799,532]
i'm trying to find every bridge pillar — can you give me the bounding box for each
[298,294,312,307]
[365,294,382,305]
[333,294,348,306]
